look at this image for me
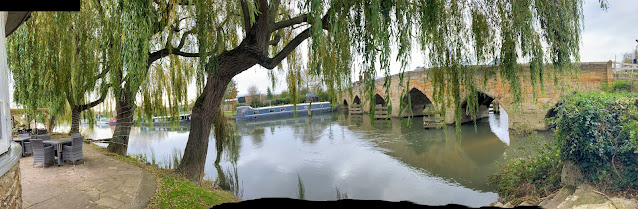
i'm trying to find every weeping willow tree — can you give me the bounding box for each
[92,0,201,155]
[7,4,110,134]
[172,0,604,183]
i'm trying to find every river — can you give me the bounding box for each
[81,110,552,207]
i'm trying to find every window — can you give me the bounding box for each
[320,104,323,108]
[269,109,275,113]
[253,111,259,115]
[280,108,285,112]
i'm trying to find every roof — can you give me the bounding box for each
[5,12,31,37]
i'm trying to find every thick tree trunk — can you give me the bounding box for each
[107,96,134,155]
[70,106,81,134]
[176,74,232,182]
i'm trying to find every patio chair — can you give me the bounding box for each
[62,137,84,166]
[31,139,55,168]
[70,133,82,139]
[23,141,33,155]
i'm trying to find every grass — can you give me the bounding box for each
[223,111,236,116]
[88,143,241,209]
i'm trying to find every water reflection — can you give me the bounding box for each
[81,111,549,207]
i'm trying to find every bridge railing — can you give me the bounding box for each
[612,62,638,80]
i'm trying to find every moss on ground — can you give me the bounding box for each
[89,143,240,209]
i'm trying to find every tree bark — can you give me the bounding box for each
[70,106,81,134]
[176,74,233,182]
[176,48,258,182]
[107,94,135,155]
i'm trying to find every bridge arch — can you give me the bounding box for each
[353,96,361,104]
[401,88,434,117]
[343,99,348,108]
[458,91,500,124]
[373,93,385,107]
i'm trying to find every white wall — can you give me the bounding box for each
[0,12,10,155]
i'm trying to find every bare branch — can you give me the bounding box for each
[177,29,196,49]
[271,14,308,32]
[79,84,112,111]
[262,8,332,69]
[261,28,309,69]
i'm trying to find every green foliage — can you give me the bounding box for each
[489,142,562,202]
[266,87,273,100]
[554,92,638,190]
[601,80,633,93]
[7,5,109,126]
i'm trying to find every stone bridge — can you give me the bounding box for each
[341,61,614,130]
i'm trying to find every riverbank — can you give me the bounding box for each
[491,184,638,208]
[89,144,241,208]
[489,91,638,208]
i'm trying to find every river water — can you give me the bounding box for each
[82,110,552,207]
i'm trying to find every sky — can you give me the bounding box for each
[232,0,638,96]
[8,0,638,107]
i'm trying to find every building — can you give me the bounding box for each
[0,11,31,208]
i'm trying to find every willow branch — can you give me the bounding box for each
[79,84,112,111]
[262,8,332,69]
[262,28,310,69]
[271,14,308,32]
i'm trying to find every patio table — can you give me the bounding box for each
[43,138,73,166]
[12,137,30,157]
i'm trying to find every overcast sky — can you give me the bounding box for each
[8,0,638,107]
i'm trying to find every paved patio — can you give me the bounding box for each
[19,144,156,209]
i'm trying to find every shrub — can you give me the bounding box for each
[602,80,633,93]
[489,141,562,202]
[554,92,638,191]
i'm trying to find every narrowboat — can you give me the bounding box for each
[149,114,191,124]
[236,102,336,121]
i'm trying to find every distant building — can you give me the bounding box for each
[238,94,264,105]
[223,98,238,111]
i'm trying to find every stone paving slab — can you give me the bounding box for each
[20,144,156,209]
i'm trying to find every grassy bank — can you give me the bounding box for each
[89,144,240,208]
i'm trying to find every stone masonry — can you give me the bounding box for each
[343,61,613,130]
[0,162,21,209]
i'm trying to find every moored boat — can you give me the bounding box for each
[236,102,335,121]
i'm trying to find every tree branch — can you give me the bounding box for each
[271,14,308,32]
[261,8,332,69]
[148,48,201,67]
[269,31,282,46]
[79,84,112,111]
[261,28,310,69]
[97,67,110,80]
[241,0,251,32]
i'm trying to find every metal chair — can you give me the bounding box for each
[62,137,85,166]
[31,139,55,168]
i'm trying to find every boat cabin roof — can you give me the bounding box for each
[238,102,331,110]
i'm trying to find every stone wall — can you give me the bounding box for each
[0,162,21,208]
